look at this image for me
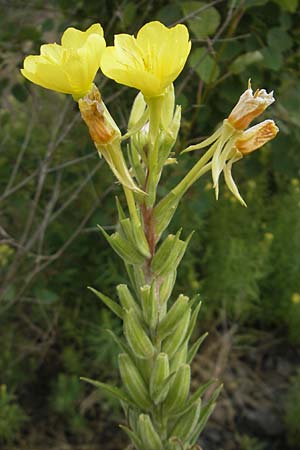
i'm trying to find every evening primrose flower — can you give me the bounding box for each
[101,21,191,98]
[21,24,106,100]
[227,80,274,130]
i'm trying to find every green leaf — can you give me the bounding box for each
[181,1,221,39]
[267,27,293,53]
[190,48,220,84]
[80,377,134,406]
[261,46,283,71]
[229,51,263,74]
[273,0,299,12]
[88,286,123,319]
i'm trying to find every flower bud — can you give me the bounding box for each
[227,81,275,130]
[137,414,164,450]
[99,227,145,266]
[162,308,191,358]
[118,353,152,410]
[116,284,141,317]
[159,270,177,305]
[164,364,191,414]
[170,399,201,443]
[157,294,190,340]
[234,119,279,155]
[170,342,188,373]
[140,284,158,330]
[124,309,154,359]
[150,353,170,402]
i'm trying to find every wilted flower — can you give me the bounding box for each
[227,80,275,130]
[235,120,279,154]
[21,24,106,99]
[101,21,191,98]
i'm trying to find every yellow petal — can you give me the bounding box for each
[61,23,104,49]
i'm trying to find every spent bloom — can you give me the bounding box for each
[101,21,191,98]
[227,80,275,130]
[235,120,279,155]
[21,24,106,99]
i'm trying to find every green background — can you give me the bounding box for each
[0,1,300,449]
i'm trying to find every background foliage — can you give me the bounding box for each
[0,1,300,449]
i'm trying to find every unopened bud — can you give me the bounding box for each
[234,119,279,155]
[124,309,154,359]
[228,80,275,130]
[164,364,191,414]
[137,414,164,450]
[170,399,201,442]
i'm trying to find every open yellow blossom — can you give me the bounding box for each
[228,80,274,130]
[235,120,279,155]
[21,24,106,99]
[101,21,191,98]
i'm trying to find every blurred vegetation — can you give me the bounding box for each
[0,0,300,449]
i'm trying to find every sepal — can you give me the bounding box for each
[162,308,191,358]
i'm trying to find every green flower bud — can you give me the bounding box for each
[157,294,190,340]
[140,283,158,330]
[150,353,170,403]
[151,232,178,273]
[159,270,177,305]
[162,308,191,358]
[118,353,152,410]
[170,342,188,373]
[124,309,154,359]
[170,399,201,443]
[117,284,141,317]
[99,227,145,265]
[137,414,164,450]
[164,364,191,414]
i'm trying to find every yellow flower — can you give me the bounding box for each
[235,120,279,155]
[101,21,191,98]
[21,24,106,99]
[228,80,275,130]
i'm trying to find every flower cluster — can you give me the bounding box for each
[20,19,279,450]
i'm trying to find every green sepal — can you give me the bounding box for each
[170,398,201,443]
[87,286,123,319]
[187,332,208,364]
[80,377,134,407]
[162,308,191,358]
[150,353,170,401]
[119,425,144,450]
[98,226,145,265]
[118,353,152,410]
[137,414,164,450]
[140,283,158,330]
[124,309,154,359]
[117,284,141,318]
[163,364,191,414]
[157,294,190,341]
